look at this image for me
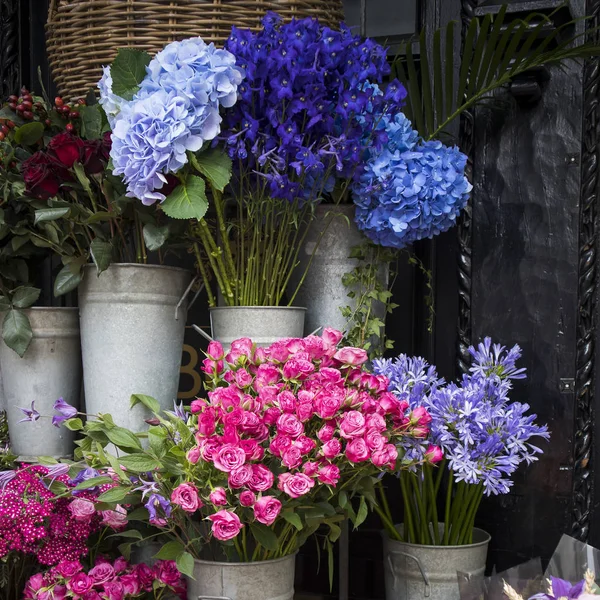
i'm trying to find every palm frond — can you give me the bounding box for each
[393,4,600,142]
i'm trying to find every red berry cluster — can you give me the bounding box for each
[0,120,15,141]
[53,94,85,133]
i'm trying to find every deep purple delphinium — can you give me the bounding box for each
[373,337,549,495]
[222,12,405,203]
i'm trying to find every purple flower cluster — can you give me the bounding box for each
[352,101,472,248]
[373,338,549,495]
[223,12,404,203]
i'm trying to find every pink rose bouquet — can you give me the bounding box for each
[58,329,440,574]
[23,557,186,599]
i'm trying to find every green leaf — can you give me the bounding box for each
[250,523,279,552]
[176,552,195,579]
[130,394,161,415]
[353,496,368,530]
[118,454,160,473]
[90,238,113,274]
[36,456,59,466]
[54,263,83,296]
[105,426,143,452]
[106,454,131,483]
[126,506,150,521]
[98,485,130,503]
[161,175,207,220]
[111,49,151,99]
[2,308,32,357]
[190,150,232,192]
[328,523,342,543]
[74,475,114,490]
[154,541,185,560]
[11,286,40,309]
[108,529,143,540]
[142,223,169,251]
[64,417,83,431]
[79,104,103,140]
[34,207,70,225]
[0,107,24,125]
[118,543,132,561]
[282,511,302,531]
[14,122,44,146]
[73,161,94,200]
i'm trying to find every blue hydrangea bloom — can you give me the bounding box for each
[100,37,244,204]
[352,113,472,249]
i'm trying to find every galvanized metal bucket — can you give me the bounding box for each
[78,263,191,432]
[289,204,388,336]
[1,308,81,459]
[187,553,297,600]
[382,525,490,600]
[210,306,306,347]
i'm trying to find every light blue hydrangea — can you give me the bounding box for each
[99,37,244,205]
[352,113,472,249]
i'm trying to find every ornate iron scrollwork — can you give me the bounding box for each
[0,0,19,98]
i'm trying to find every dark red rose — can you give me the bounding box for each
[22,151,60,199]
[102,131,112,158]
[160,174,180,197]
[82,139,106,174]
[154,560,182,587]
[48,131,84,168]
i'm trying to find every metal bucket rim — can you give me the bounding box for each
[16,306,79,312]
[209,306,307,312]
[382,526,491,550]
[82,263,191,275]
[192,551,298,568]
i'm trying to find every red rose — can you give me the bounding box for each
[102,131,112,158]
[22,151,60,199]
[82,139,106,174]
[48,132,84,167]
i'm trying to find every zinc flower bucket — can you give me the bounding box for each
[0,307,81,459]
[186,554,297,600]
[209,306,306,347]
[382,525,490,600]
[78,263,190,433]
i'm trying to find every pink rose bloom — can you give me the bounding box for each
[302,461,319,476]
[279,472,315,498]
[321,438,342,458]
[371,444,398,469]
[209,487,228,506]
[235,368,254,388]
[303,335,327,360]
[155,560,182,587]
[209,386,242,410]
[378,392,404,416]
[198,410,216,436]
[239,490,256,507]
[240,410,261,433]
[333,347,368,366]
[102,581,124,600]
[346,438,370,463]
[214,444,246,472]
[281,446,303,469]
[314,390,343,419]
[221,423,241,444]
[365,430,387,452]
[322,327,343,347]
[424,445,444,463]
[81,592,101,600]
[276,390,296,413]
[263,406,282,425]
[258,385,279,404]
[23,573,44,596]
[171,482,202,513]
[366,413,386,431]
[254,496,282,525]
[228,465,253,488]
[67,573,94,595]
[69,498,96,521]
[226,337,254,364]
[269,434,292,457]
[296,435,317,454]
[283,357,315,380]
[89,562,115,584]
[296,400,314,422]
[120,574,141,595]
[318,463,340,486]
[248,464,275,492]
[102,504,127,529]
[276,413,304,438]
[268,341,290,362]
[187,446,201,464]
[55,560,83,578]
[223,407,243,428]
[202,358,224,375]
[198,437,221,461]
[207,340,224,360]
[190,398,207,414]
[254,364,281,389]
[208,510,244,541]
[50,586,67,600]
[412,406,432,426]
[133,563,155,591]
[240,438,263,461]
[254,346,269,363]
[113,557,128,574]
[317,423,336,442]
[339,410,366,439]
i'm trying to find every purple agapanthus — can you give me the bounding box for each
[222,12,404,204]
[529,577,586,599]
[374,338,550,495]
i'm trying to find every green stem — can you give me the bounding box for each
[443,471,453,545]
[399,471,416,544]
[374,503,401,541]
[377,481,394,530]
[192,241,216,307]
[212,187,237,292]
[197,219,234,304]
[449,483,476,545]
[458,486,483,545]
[424,466,440,544]
[410,473,431,545]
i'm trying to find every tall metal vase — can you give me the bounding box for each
[78,264,190,432]
[0,308,81,459]
[291,204,389,336]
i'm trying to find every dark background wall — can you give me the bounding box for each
[2,0,600,597]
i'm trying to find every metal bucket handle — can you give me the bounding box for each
[387,548,431,598]
[197,596,232,600]
[175,276,199,320]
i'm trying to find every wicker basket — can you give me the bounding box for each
[46,0,345,100]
